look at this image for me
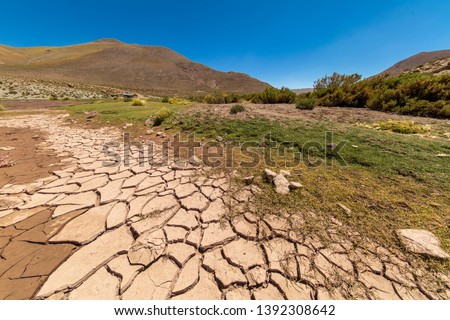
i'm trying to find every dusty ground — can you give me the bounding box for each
[0,113,448,300]
[0,99,87,111]
[0,127,65,187]
[188,104,450,125]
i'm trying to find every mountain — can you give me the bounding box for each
[381,49,450,76]
[0,39,270,95]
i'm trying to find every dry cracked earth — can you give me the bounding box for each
[0,114,449,300]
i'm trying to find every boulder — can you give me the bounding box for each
[144,117,154,126]
[397,229,449,260]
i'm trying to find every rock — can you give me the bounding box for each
[146,129,154,134]
[144,117,154,126]
[84,111,99,119]
[263,168,277,182]
[216,136,223,142]
[397,229,450,260]
[0,146,15,151]
[337,203,351,215]
[243,176,254,185]
[189,155,203,166]
[279,169,291,177]
[289,181,302,190]
[327,143,337,150]
[156,132,163,137]
[273,174,290,195]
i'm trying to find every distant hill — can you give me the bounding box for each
[0,39,270,96]
[292,88,313,95]
[381,49,450,76]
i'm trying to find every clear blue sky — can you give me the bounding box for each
[1,0,449,88]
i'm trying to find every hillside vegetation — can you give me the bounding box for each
[300,73,450,118]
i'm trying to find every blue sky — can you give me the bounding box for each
[1,0,449,88]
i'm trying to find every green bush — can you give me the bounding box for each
[296,97,318,110]
[203,93,239,104]
[131,98,145,106]
[49,95,58,100]
[161,97,170,103]
[153,107,173,126]
[230,104,246,114]
[62,96,70,101]
[0,105,6,111]
[252,87,296,104]
[309,72,450,118]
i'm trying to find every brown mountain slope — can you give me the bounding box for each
[381,49,450,76]
[0,39,270,95]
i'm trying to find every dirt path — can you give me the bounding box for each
[0,114,448,300]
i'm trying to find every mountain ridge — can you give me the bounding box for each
[0,39,270,95]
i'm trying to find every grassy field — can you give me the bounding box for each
[59,100,189,124]
[165,111,450,271]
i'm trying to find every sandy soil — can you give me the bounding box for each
[0,127,63,187]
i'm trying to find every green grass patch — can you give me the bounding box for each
[59,101,189,124]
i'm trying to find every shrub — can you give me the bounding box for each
[374,120,430,134]
[296,97,318,110]
[153,108,173,126]
[252,87,296,104]
[203,94,239,104]
[230,104,246,114]
[49,95,58,100]
[161,97,170,103]
[62,96,70,101]
[131,98,145,106]
[0,105,5,111]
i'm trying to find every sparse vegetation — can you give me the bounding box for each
[49,95,58,100]
[131,98,145,106]
[161,97,170,103]
[372,120,431,134]
[230,104,246,114]
[0,105,6,111]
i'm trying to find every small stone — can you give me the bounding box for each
[84,111,99,118]
[273,174,290,195]
[216,136,223,142]
[337,203,351,215]
[289,182,303,190]
[263,168,277,182]
[0,146,15,151]
[397,229,450,260]
[243,176,254,185]
[279,169,291,177]
[189,155,203,167]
